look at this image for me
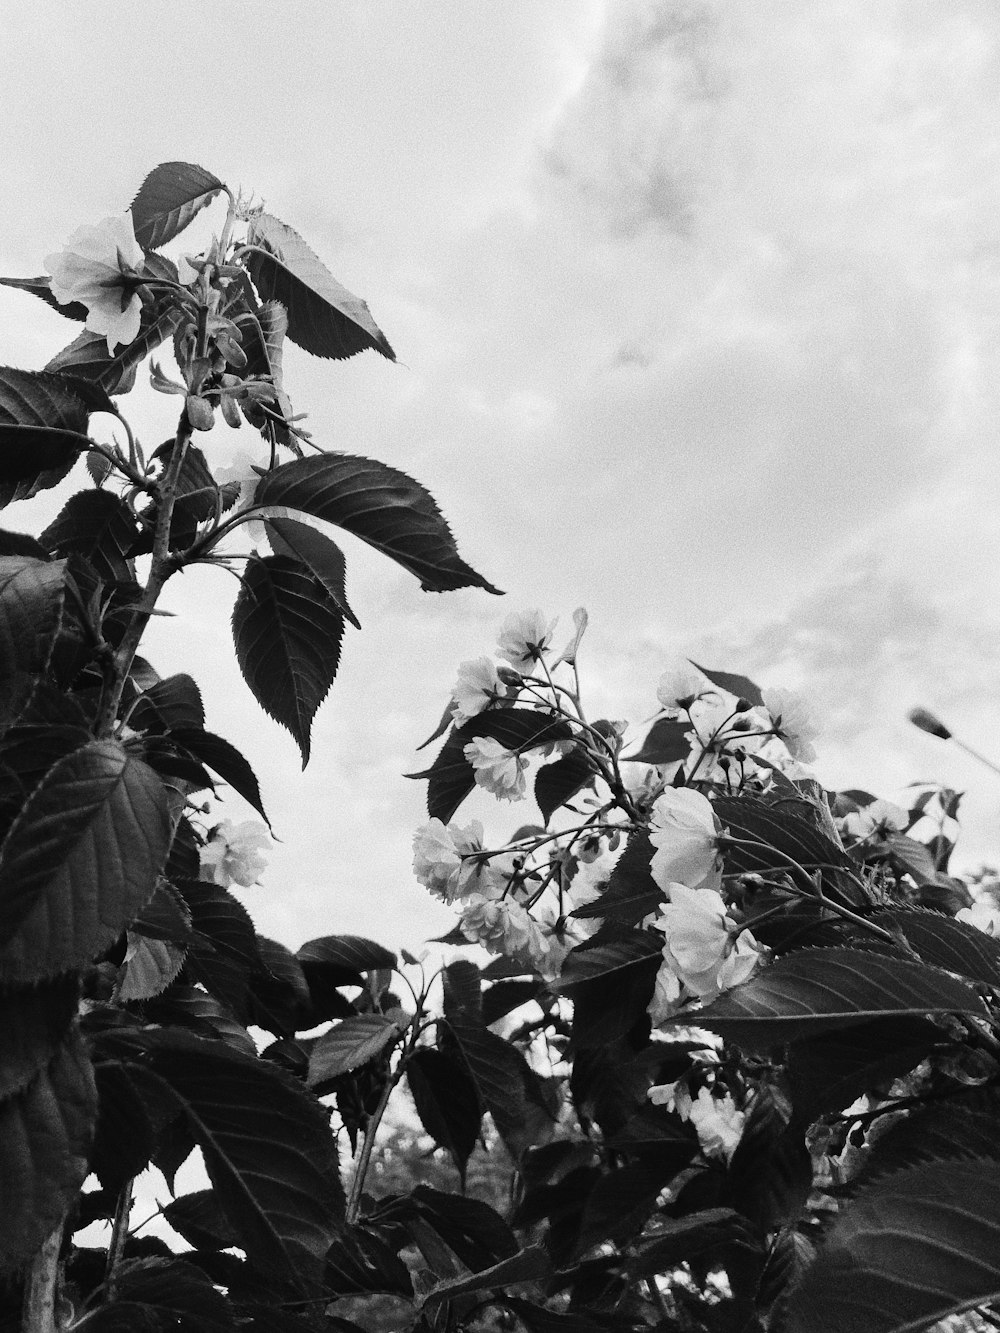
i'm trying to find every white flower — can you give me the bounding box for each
[464,737,529,802]
[200,820,270,888]
[648,788,721,891]
[647,960,683,1023]
[686,1087,745,1162]
[459,892,547,963]
[496,609,558,672]
[840,798,907,841]
[452,657,503,726]
[762,687,819,763]
[412,818,492,902]
[656,663,707,712]
[45,213,145,353]
[650,883,761,1000]
[957,901,1000,937]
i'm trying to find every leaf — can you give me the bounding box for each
[326,1225,414,1297]
[714,793,858,901]
[0,556,65,677]
[689,662,765,707]
[232,554,345,765]
[167,729,269,826]
[0,973,79,1099]
[0,1028,97,1272]
[306,1013,404,1086]
[575,1164,673,1254]
[627,1208,746,1280]
[571,831,662,925]
[296,934,397,986]
[376,1185,519,1272]
[860,1097,1000,1186]
[0,367,93,485]
[254,454,501,594]
[870,907,1000,987]
[0,274,88,321]
[130,161,225,250]
[130,674,205,733]
[423,1244,551,1308]
[675,948,986,1052]
[179,880,261,1018]
[45,308,181,396]
[622,715,692,766]
[89,1059,160,1192]
[40,490,139,582]
[444,1017,535,1159]
[264,513,360,628]
[116,932,186,1001]
[244,212,394,360]
[100,1257,235,1332]
[236,301,296,448]
[535,746,595,824]
[727,1090,812,1234]
[783,1157,1000,1333]
[0,740,172,983]
[410,708,574,824]
[406,1047,481,1182]
[501,1297,625,1332]
[556,933,663,992]
[482,979,544,1027]
[162,1189,239,1251]
[135,1029,345,1289]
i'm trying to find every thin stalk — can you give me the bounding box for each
[345,1027,418,1225]
[103,1178,134,1302]
[22,1223,62,1333]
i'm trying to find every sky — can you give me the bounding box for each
[2,0,1000,953]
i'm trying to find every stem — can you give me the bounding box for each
[345,1028,417,1225]
[22,1224,62,1333]
[103,1178,134,1302]
[95,416,193,736]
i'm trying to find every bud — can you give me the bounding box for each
[908,707,951,740]
[185,394,215,432]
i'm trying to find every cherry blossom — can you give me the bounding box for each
[686,1086,745,1162]
[656,663,707,712]
[464,736,529,801]
[45,213,145,353]
[957,900,1000,936]
[459,890,548,964]
[451,657,503,726]
[495,608,557,672]
[412,818,491,902]
[648,787,722,891]
[762,687,819,763]
[200,820,270,888]
[648,883,761,1013]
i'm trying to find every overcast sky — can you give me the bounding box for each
[3,0,1000,951]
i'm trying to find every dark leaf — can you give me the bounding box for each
[255,453,501,595]
[556,932,663,992]
[116,932,186,1001]
[0,556,65,677]
[622,715,692,766]
[40,490,139,582]
[130,161,226,250]
[0,367,93,484]
[870,906,1000,987]
[727,1091,811,1235]
[0,274,88,321]
[109,1256,235,1332]
[307,1013,404,1087]
[677,948,986,1052]
[144,985,256,1057]
[179,880,262,1018]
[0,740,172,983]
[45,308,182,396]
[575,1163,672,1254]
[783,1157,1000,1333]
[445,1017,534,1159]
[247,936,312,1037]
[482,979,544,1027]
[535,746,595,823]
[627,1208,746,1280]
[0,973,79,1099]
[502,1296,626,1332]
[297,935,397,987]
[162,1189,239,1251]
[130,675,205,734]
[244,212,394,360]
[90,1059,159,1191]
[232,555,345,765]
[423,1244,551,1308]
[264,515,360,628]
[860,1097,1000,1186]
[883,833,944,887]
[410,708,574,824]
[376,1185,518,1272]
[406,1047,481,1182]
[715,793,860,902]
[0,1028,97,1272]
[237,301,296,448]
[689,662,765,708]
[571,833,662,925]
[326,1226,414,1297]
[168,729,269,826]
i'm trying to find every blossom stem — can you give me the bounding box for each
[345,1022,418,1226]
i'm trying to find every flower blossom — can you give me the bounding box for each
[412,818,492,902]
[647,883,760,1018]
[459,891,548,965]
[648,787,722,891]
[45,213,145,353]
[496,609,557,672]
[647,1081,745,1161]
[762,687,819,763]
[656,663,707,712]
[464,737,529,801]
[840,798,907,841]
[451,657,503,726]
[957,901,1000,937]
[200,820,271,888]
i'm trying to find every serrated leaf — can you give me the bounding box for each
[860,1097,1000,1187]
[244,212,394,361]
[116,931,186,1001]
[326,1225,414,1297]
[236,301,296,448]
[0,1028,97,1272]
[0,556,65,677]
[689,662,765,707]
[307,1013,404,1086]
[714,792,858,902]
[0,974,79,1100]
[179,879,261,1018]
[556,932,663,992]
[482,979,544,1027]
[143,985,256,1057]
[627,1208,746,1280]
[575,1164,674,1255]
[102,1256,235,1332]
[167,728,269,826]
[535,746,594,823]
[622,715,692,765]
[264,513,360,627]
[130,674,205,733]
[871,907,1000,987]
[571,831,662,925]
[40,489,139,582]
[674,948,986,1052]
[162,1188,238,1250]
[423,1244,551,1308]
[0,367,93,485]
[0,274,88,321]
[406,1047,481,1182]
[232,554,345,765]
[45,308,182,396]
[135,1029,345,1289]
[130,161,225,250]
[296,934,397,985]
[784,1157,1000,1333]
[89,1059,160,1192]
[255,453,501,595]
[375,1184,518,1272]
[410,708,574,824]
[445,1016,535,1159]
[0,739,172,983]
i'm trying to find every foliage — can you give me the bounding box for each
[0,162,997,1333]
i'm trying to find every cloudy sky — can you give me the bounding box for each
[3,0,1000,951]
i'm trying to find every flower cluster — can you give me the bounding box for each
[200,820,271,888]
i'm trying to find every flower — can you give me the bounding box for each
[656,663,707,712]
[496,609,557,672]
[840,798,907,841]
[762,687,819,763]
[412,818,492,902]
[45,213,145,353]
[686,1087,745,1162]
[459,891,548,963]
[452,657,503,726]
[650,883,761,1001]
[957,901,1000,936]
[464,737,529,801]
[648,788,721,891]
[200,820,270,888]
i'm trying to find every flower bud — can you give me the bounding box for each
[908,707,951,740]
[185,394,215,431]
